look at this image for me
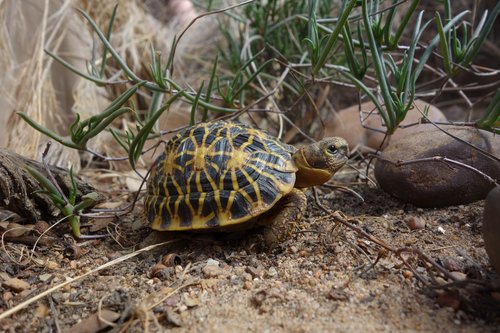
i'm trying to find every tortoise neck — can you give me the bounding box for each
[292,148,333,188]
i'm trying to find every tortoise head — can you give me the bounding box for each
[293,137,349,188]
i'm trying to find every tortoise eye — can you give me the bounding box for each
[327,145,338,154]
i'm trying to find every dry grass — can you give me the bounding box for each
[0,0,220,169]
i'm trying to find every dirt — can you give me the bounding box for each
[0,168,499,332]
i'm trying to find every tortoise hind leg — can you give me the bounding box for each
[259,188,307,248]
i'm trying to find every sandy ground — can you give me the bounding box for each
[0,169,499,333]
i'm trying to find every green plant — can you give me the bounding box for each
[17,0,500,235]
[26,166,99,238]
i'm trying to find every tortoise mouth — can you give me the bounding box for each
[292,138,349,188]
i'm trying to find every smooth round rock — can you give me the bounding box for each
[374,126,500,207]
[483,186,500,274]
[326,100,447,150]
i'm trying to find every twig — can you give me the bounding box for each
[414,105,500,163]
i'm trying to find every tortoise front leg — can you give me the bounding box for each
[260,188,307,248]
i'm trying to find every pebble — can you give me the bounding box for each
[436,291,460,310]
[449,271,467,281]
[267,267,278,277]
[2,278,30,292]
[3,291,13,302]
[441,256,464,272]
[184,296,199,308]
[38,274,52,282]
[246,265,264,279]
[243,281,252,290]
[206,259,220,267]
[405,216,426,230]
[242,273,253,282]
[435,277,447,286]
[35,304,50,317]
[46,261,59,270]
[402,270,413,279]
[33,220,51,235]
[374,126,499,207]
[5,222,29,237]
[202,265,221,278]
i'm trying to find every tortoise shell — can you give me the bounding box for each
[145,121,298,231]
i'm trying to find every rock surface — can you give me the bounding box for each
[326,100,447,150]
[483,186,500,274]
[374,126,500,207]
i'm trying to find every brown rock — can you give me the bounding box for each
[483,186,500,274]
[327,100,447,150]
[2,278,30,292]
[374,126,500,207]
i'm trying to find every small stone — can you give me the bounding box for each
[449,271,467,281]
[246,265,264,279]
[206,259,220,267]
[3,291,13,302]
[441,257,464,272]
[2,278,30,292]
[402,270,413,279]
[242,273,253,282]
[436,291,460,310]
[405,216,425,230]
[435,277,447,286]
[267,267,278,277]
[46,261,59,270]
[327,289,349,301]
[184,296,199,308]
[243,281,252,290]
[299,250,309,257]
[39,274,52,282]
[437,226,446,234]
[5,222,30,237]
[165,308,183,327]
[202,265,221,278]
[35,304,50,317]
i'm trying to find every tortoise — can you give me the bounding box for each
[145,120,349,246]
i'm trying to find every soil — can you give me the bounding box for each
[0,168,499,332]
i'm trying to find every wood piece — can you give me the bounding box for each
[0,148,100,222]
